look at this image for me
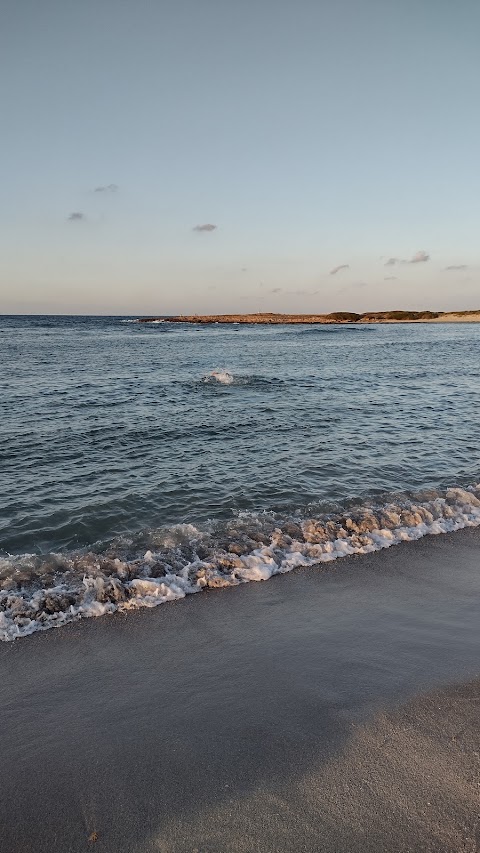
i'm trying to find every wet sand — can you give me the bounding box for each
[1,527,479,852]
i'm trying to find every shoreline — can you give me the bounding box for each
[3,485,480,642]
[1,526,479,851]
[138,310,480,324]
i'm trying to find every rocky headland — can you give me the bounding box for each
[138,310,480,324]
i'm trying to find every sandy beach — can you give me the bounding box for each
[1,526,479,852]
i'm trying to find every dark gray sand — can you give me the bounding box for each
[1,528,479,852]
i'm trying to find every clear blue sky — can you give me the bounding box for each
[1,0,479,314]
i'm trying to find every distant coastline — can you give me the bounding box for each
[138,310,480,325]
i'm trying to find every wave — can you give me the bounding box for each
[120,319,169,326]
[1,485,480,641]
[202,370,234,385]
[296,325,376,336]
[200,371,287,388]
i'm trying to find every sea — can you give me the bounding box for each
[1,315,480,640]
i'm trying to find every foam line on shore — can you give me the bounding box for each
[1,485,480,641]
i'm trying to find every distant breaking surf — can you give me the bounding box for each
[1,485,480,641]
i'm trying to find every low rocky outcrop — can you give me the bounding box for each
[138,309,480,324]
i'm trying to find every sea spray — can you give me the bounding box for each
[203,370,234,385]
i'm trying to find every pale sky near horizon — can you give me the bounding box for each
[1,0,479,315]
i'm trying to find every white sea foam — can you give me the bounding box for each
[203,369,234,384]
[1,486,480,641]
[120,318,165,324]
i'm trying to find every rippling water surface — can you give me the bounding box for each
[1,316,480,638]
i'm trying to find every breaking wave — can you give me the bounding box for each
[202,369,234,385]
[120,319,169,326]
[199,371,286,388]
[1,485,480,641]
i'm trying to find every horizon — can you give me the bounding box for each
[2,0,479,314]
[3,306,480,318]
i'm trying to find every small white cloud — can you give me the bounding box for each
[67,212,85,221]
[385,250,430,266]
[409,250,430,264]
[94,184,118,193]
[193,223,217,232]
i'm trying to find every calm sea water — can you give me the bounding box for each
[1,315,480,639]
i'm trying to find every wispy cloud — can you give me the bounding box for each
[193,223,217,232]
[330,264,349,275]
[384,276,397,281]
[67,212,85,221]
[385,250,430,266]
[94,184,118,193]
[409,250,430,264]
[270,287,319,296]
[445,264,468,271]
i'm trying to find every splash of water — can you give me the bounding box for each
[203,370,234,385]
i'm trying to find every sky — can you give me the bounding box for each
[1,0,479,315]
